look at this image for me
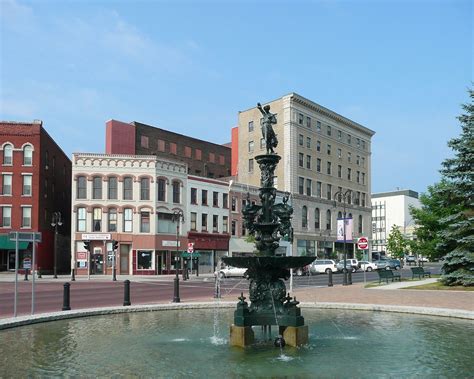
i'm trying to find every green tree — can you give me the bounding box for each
[386,225,409,259]
[437,89,474,286]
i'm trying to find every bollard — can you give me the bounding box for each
[71,268,75,281]
[328,270,333,287]
[24,268,29,281]
[62,283,71,311]
[123,280,131,306]
[348,270,352,285]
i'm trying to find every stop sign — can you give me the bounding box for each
[357,237,369,250]
[187,242,194,253]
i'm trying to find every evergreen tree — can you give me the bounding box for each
[386,225,409,259]
[438,89,474,286]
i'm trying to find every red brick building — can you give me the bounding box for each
[105,119,232,179]
[0,121,71,273]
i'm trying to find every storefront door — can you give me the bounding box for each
[92,254,104,274]
[8,251,15,271]
[120,245,130,274]
[156,251,168,275]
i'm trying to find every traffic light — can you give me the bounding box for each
[83,240,91,251]
[112,240,118,251]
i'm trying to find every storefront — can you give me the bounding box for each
[188,231,230,274]
[0,235,29,271]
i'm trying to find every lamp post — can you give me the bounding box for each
[172,209,184,303]
[51,212,62,279]
[334,189,352,286]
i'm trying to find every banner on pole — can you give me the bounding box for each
[336,218,353,242]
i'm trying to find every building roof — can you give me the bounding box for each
[372,189,419,199]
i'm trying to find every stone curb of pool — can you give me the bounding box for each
[1,302,472,330]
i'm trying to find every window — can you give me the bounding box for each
[213,191,219,207]
[140,178,150,200]
[338,187,342,202]
[326,210,331,230]
[137,251,153,270]
[170,142,177,155]
[306,155,311,169]
[327,144,331,155]
[317,158,321,172]
[316,121,321,132]
[108,177,118,200]
[317,140,321,152]
[248,159,254,173]
[316,181,322,197]
[195,149,202,160]
[337,148,342,159]
[362,157,365,167]
[327,162,331,175]
[140,211,150,233]
[327,125,331,136]
[77,207,86,232]
[231,220,237,236]
[298,113,304,125]
[3,144,12,165]
[0,206,11,227]
[191,188,197,204]
[22,207,31,228]
[356,138,360,148]
[93,208,102,232]
[248,121,254,132]
[314,208,320,229]
[338,165,342,178]
[23,175,32,195]
[248,141,254,153]
[347,134,351,144]
[355,191,361,205]
[302,206,308,228]
[306,179,312,196]
[23,145,33,165]
[77,176,87,199]
[260,138,266,149]
[190,212,197,230]
[362,193,366,207]
[123,177,133,200]
[157,139,165,152]
[213,215,218,232]
[202,190,208,205]
[223,193,228,209]
[356,155,360,166]
[157,212,175,234]
[298,177,304,195]
[158,178,166,201]
[362,140,366,150]
[123,208,133,232]
[306,116,311,128]
[172,181,180,203]
[357,171,360,184]
[327,184,332,200]
[362,172,366,185]
[359,215,363,234]
[348,152,351,163]
[45,150,49,169]
[92,177,102,199]
[347,168,352,181]
[184,146,192,158]
[201,213,208,231]
[44,178,48,198]
[108,209,117,232]
[140,135,149,148]
[2,174,12,195]
[306,137,311,148]
[298,153,304,167]
[231,196,237,211]
[338,130,342,140]
[298,134,304,146]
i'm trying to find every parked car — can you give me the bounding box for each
[309,260,337,274]
[215,266,248,279]
[406,255,416,263]
[374,259,402,270]
[295,265,311,276]
[419,256,429,262]
[336,261,357,273]
[359,261,377,272]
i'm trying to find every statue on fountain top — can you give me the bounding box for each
[257,102,278,154]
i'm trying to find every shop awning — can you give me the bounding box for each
[181,252,201,258]
[0,235,29,250]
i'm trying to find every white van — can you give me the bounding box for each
[309,260,337,274]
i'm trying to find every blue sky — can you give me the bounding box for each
[1,0,472,194]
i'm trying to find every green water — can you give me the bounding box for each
[0,308,473,378]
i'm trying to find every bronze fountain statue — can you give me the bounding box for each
[223,103,315,347]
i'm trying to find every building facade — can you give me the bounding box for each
[371,189,421,256]
[0,121,71,273]
[105,119,232,179]
[233,93,375,259]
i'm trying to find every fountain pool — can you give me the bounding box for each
[0,308,473,377]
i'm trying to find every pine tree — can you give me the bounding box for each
[438,89,474,286]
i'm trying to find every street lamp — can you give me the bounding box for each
[333,189,352,286]
[172,209,184,303]
[51,212,63,279]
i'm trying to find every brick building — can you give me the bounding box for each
[105,119,232,179]
[0,121,71,273]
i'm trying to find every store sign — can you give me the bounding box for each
[81,233,111,240]
[163,241,180,247]
[77,252,87,261]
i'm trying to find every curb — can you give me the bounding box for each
[1,301,473,330]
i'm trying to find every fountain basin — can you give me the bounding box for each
[222,256,315,270]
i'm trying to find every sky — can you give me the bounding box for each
[1,0,472,194]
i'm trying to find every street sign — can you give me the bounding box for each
[81,233,111,240]
[23,258,32,269]
[187,242,194,253]
[357,237,369,250]
[9,231,42,242]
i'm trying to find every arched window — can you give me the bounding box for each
[337,211,342,219]
[314,208,320,229]
[3,144,13,165]
[108,177,118,200]
[172,181,180,204]
[77,176,87,199]
[157,178,166,201]
[108,208,117,232]
[23,145,33,165]
[123,177,133,200]
[302,206,308,228]
[92,208,102,232]
[140,178,150,200]
[348,213,352,219]
[92,177,102,199]
[326,210,331,230]
[358,215,363,234]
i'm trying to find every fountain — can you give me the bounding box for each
[223,103,315,347]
